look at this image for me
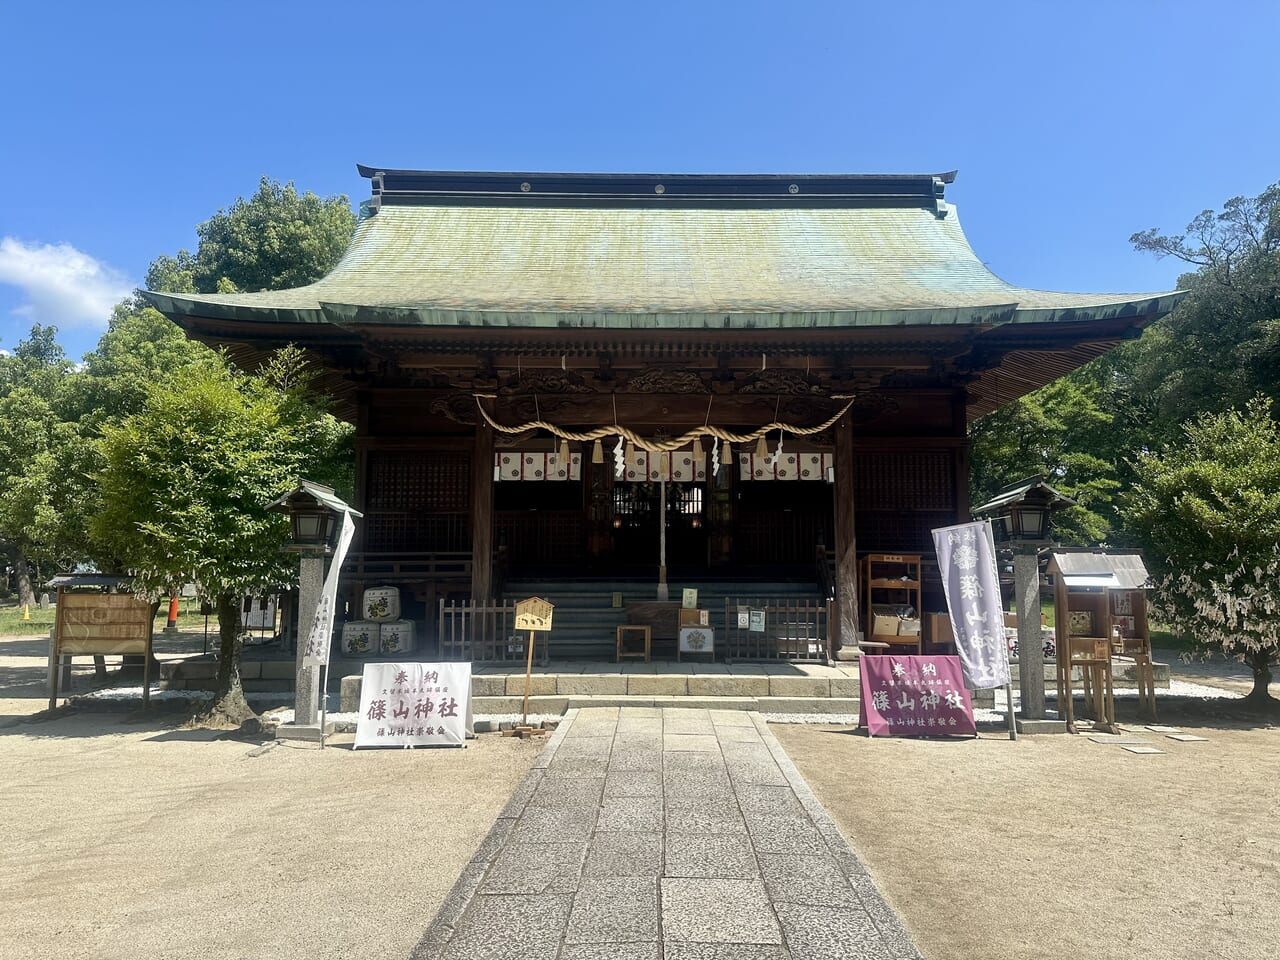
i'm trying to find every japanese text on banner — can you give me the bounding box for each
[931,520,1010,689]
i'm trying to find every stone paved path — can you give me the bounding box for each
[411,707,921,960]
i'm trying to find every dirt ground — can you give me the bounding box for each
[775,692,1280,960]
[0,712,542,960]
[5,627,1279,959]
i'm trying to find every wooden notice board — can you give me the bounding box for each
[48,592,153,709]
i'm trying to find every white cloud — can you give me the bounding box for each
[0,237,135,331]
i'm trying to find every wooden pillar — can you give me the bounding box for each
[471,419,495,603]
[833,413,858,652]
[953,389,971,522]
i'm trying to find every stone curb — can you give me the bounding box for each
[408,708,579,960]
[751,712,924,960]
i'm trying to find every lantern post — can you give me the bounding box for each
[974,477,1072,726]
[268,481,360,732]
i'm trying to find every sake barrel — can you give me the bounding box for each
[341,620,380,657]
[379,619,416,656]
[362,586,401,621]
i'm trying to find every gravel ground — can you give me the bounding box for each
[0,711,542,960]
[775,709,1280,960]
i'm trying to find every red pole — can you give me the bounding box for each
[167,595,180,630]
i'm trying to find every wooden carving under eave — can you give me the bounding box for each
[499,371,594,395]
[736,368,827,395]
[849,393,899,424]
[429,394,479,424]
[623,368,710,394]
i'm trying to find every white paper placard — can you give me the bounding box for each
[354,662,472,748]
[679,626,715,654]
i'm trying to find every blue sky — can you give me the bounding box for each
[1,0,1277,359]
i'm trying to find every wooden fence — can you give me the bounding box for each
[438,598,549,665]
[721,597,830,663]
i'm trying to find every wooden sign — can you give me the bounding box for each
[514,596,555,632]
[49,591,153,709]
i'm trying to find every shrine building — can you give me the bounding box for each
[145,166,1180,660]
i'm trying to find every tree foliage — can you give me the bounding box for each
[1125,181,1280,450]
[91,349,348,724]
[1124,397,1280,702]
[970,180,1280,553]
[968,373,1120,543]
[145,177,355,294]
[0,326,78,603]
[0,174,357,604]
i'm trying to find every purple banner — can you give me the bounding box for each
[932,520,1011,689]
[858,655,977,737]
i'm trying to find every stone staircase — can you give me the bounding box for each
[499,576,826,660]
[339,659,865,716]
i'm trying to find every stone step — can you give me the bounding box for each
[475,695,863,715]
[337,671,855,709]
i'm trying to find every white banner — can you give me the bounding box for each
[302,510,356,668]
[739,452,833,481]
[623,449,707,482]
[494,451,582,481]
[932,520,1011,689]
[354,662,473,748]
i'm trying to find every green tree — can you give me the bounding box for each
[40,301,220,571]
[1125,397,1280,704]
[145,177,356,295]
[1126,181,1280,450]
[0,325,79,605]
[91,350,347,725]
[969,373,1120,544]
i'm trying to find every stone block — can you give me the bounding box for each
[686,675,769,698]
[242,679,292,693]
[755,697,860,715]
[470,675,506,696]
[558,675,629,696]
[1015,718,1069,735]
[178,659,217,681]
[828,676,861,698]
[773,903,887,959]
[627,674,689,696]
[561,944,660,960]
[663,733,721,753]
[260,659,296,680]
[238,660,262,680]
[565,877,659,944]
[339,674,363,712]
[583,833,662,879]
[596,795,664,833]
[276,721,336,743]
[664,833,758,878]
[507,674,559,696]
[767,676,830,698]
[659,878,781,944]
[480,840,588,895]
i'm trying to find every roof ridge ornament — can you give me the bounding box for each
[933,176,950,219]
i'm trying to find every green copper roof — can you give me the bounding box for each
[145,170,1181,330]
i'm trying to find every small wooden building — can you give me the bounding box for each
[145,167,1180,656]
[1048,549,1156,724]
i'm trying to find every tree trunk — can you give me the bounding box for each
[120,600,164,681]
[14,553,36,608]
[192,592,256,727]
[1245,648,1276,704]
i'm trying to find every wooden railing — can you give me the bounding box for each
[721,597,829,663]
[438,598,549,665]
[343,551,473,580]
